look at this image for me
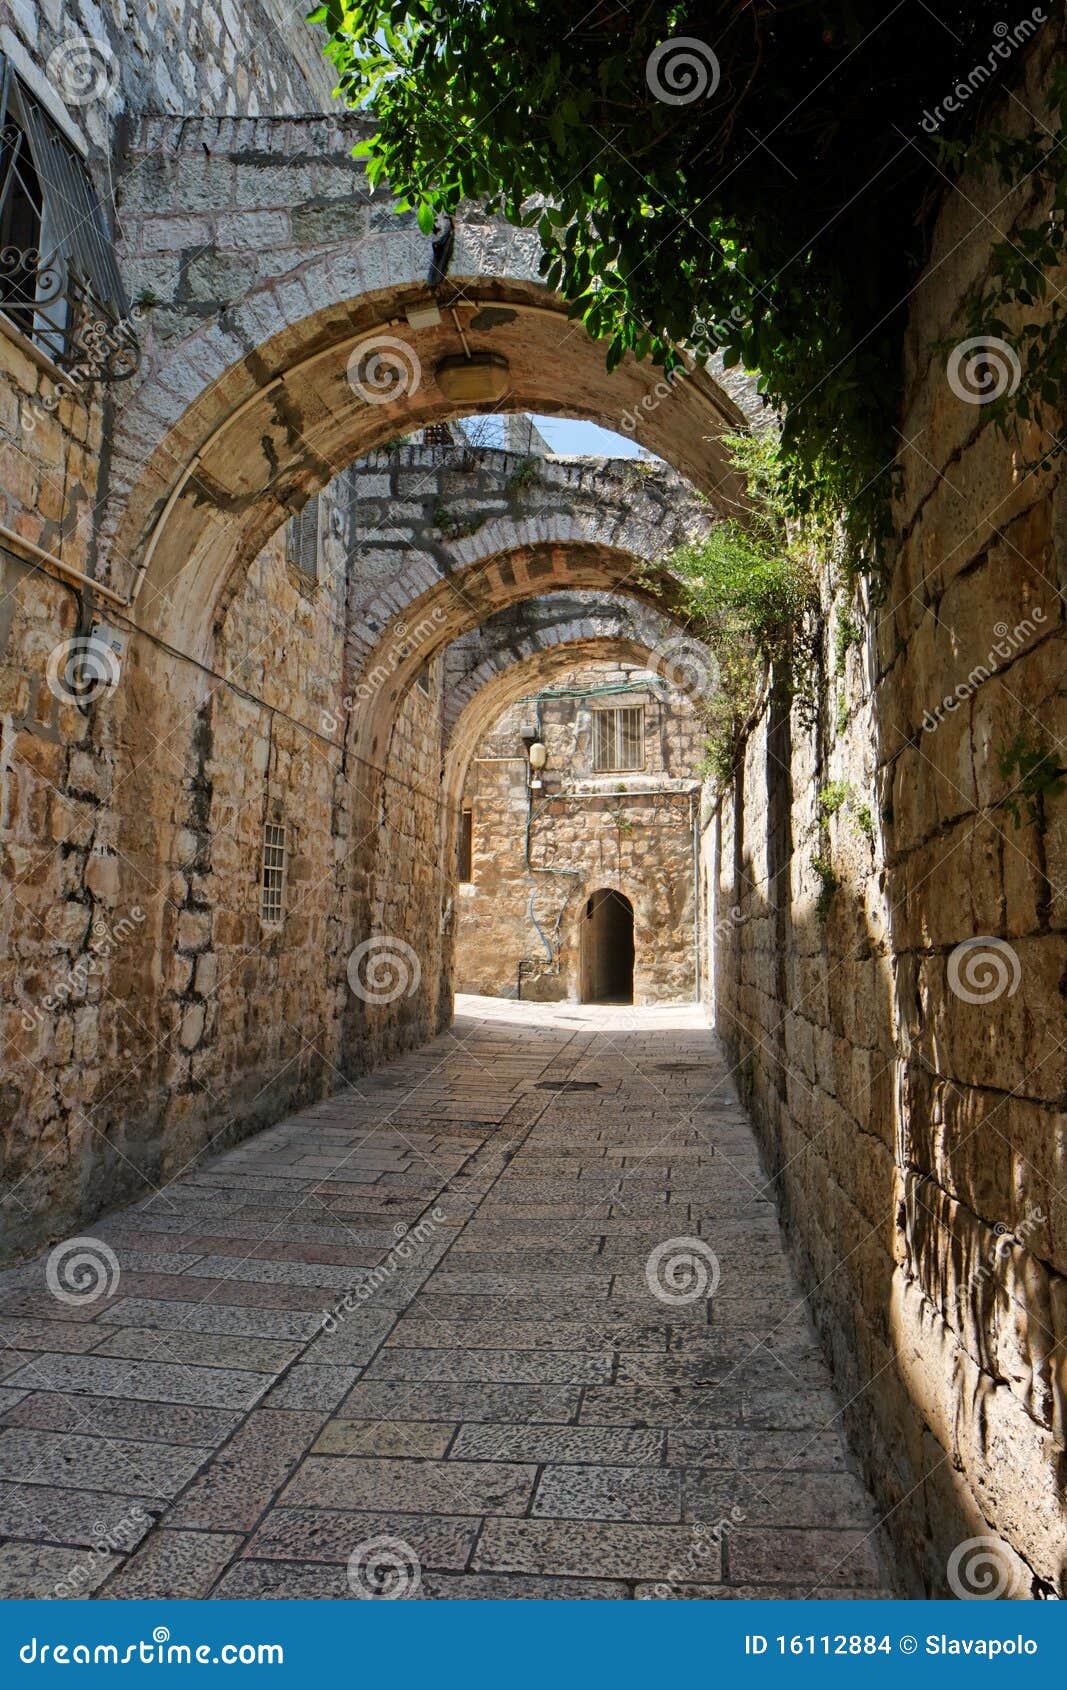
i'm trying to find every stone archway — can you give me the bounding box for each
[99,114,755,660]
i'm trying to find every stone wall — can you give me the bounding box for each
[2,0,334,152]
[710,25,1067,1597]
[455,659,700,1004]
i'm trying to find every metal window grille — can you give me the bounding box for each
[261,823,286,924]
[0,57,137,378]
[286,495,319,580]
[592,706,644,772]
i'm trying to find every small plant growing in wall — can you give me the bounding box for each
[812,851,839,918]
[504,457,542,499]
[853,803,875,842]
[818,780,851,820]
[834,610,862,677]
[433,499,485,541]
[997,732,1066,830]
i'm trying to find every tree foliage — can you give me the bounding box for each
[657,434,821,784]
[312,1,1066,543]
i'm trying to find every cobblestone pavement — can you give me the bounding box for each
[0,997,894,1599]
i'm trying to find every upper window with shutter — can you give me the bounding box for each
[286,495,319,582]
[0,58,137,377]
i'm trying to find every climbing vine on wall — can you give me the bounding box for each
[313,1,1066,545]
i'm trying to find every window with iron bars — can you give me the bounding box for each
[261,823,287,925]
[0,57,138,380]
[286,495,319,581]
[592,706,645,773]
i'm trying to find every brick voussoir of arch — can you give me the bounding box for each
[441,597,699,740]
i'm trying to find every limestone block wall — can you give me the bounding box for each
[710,27,1067,1597]
[455,661,700,1004]
[2,0,334,152]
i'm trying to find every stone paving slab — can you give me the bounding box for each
[0,1540,122,1598]
[0,1430,209,1496]
[0,997,894,1599]
[99,1531,244,1600]
[242,1506,479,1568]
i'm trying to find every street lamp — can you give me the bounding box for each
[528,740,548,789]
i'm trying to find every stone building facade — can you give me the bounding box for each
[453,658,701,1004]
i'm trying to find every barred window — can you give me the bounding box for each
[286,495,319,580]
[261,823,286,925]
[592,706,644,773]
[0,58,136,375]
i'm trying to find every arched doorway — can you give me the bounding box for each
[581,890,635,1005]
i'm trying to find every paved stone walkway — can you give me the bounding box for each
[0,997,893,1599]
